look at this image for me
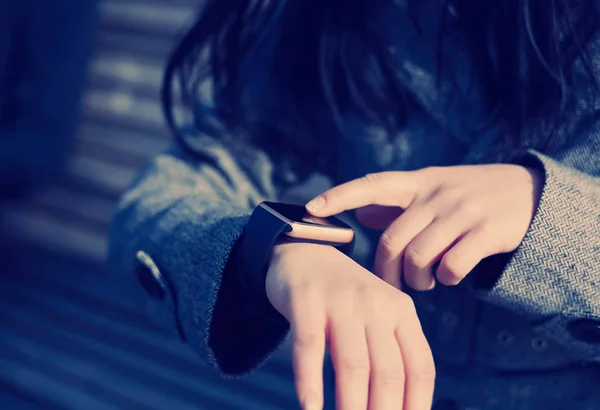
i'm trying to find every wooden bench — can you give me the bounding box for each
[0,1,333,408]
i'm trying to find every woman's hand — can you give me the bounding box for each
[305,164,544,290]
[266,242,435,410]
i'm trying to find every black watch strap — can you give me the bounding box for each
[240,205,291,322]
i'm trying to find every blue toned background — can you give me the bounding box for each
[0,1,304,408]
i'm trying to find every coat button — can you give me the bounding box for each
[433,398,460,410]
[135,251,166,300]
[569,319,600,344]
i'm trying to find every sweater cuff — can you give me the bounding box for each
[477,150,600,320]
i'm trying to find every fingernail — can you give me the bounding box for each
[303,403,322,410]
[306,196,326,213]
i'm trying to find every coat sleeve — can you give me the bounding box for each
[476,122,600,363]
[108,133,295,376]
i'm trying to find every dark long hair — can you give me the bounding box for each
[162,0,600,170]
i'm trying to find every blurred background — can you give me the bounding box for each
[0,0,306,408]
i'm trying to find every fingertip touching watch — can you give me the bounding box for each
[240,201,355,320]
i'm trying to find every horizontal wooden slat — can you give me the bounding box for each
[0,332,206,410]
[78,123,169,160]
[90,54,165,91]
[0,354,119,410]
[83,89,168,130]
[121,0,202,8]
[1,205,107,263]
[0,382,49,410]
[99,0,197,37]
[96,29,177,59]
[69,155,138,194]
[28,186,117,227]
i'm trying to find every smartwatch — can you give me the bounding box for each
[240,201,355,318]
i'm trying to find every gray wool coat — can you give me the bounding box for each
[108,3,600,409]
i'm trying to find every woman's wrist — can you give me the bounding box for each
[270,240,338,267]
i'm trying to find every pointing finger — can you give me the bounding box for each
[305,172,420,217]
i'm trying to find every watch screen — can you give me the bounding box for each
[263,202,352,230]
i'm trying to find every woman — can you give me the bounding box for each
[109,1,600,409]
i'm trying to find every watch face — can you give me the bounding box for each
[262,202,352,230]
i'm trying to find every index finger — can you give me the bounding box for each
[305,172,419,217]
